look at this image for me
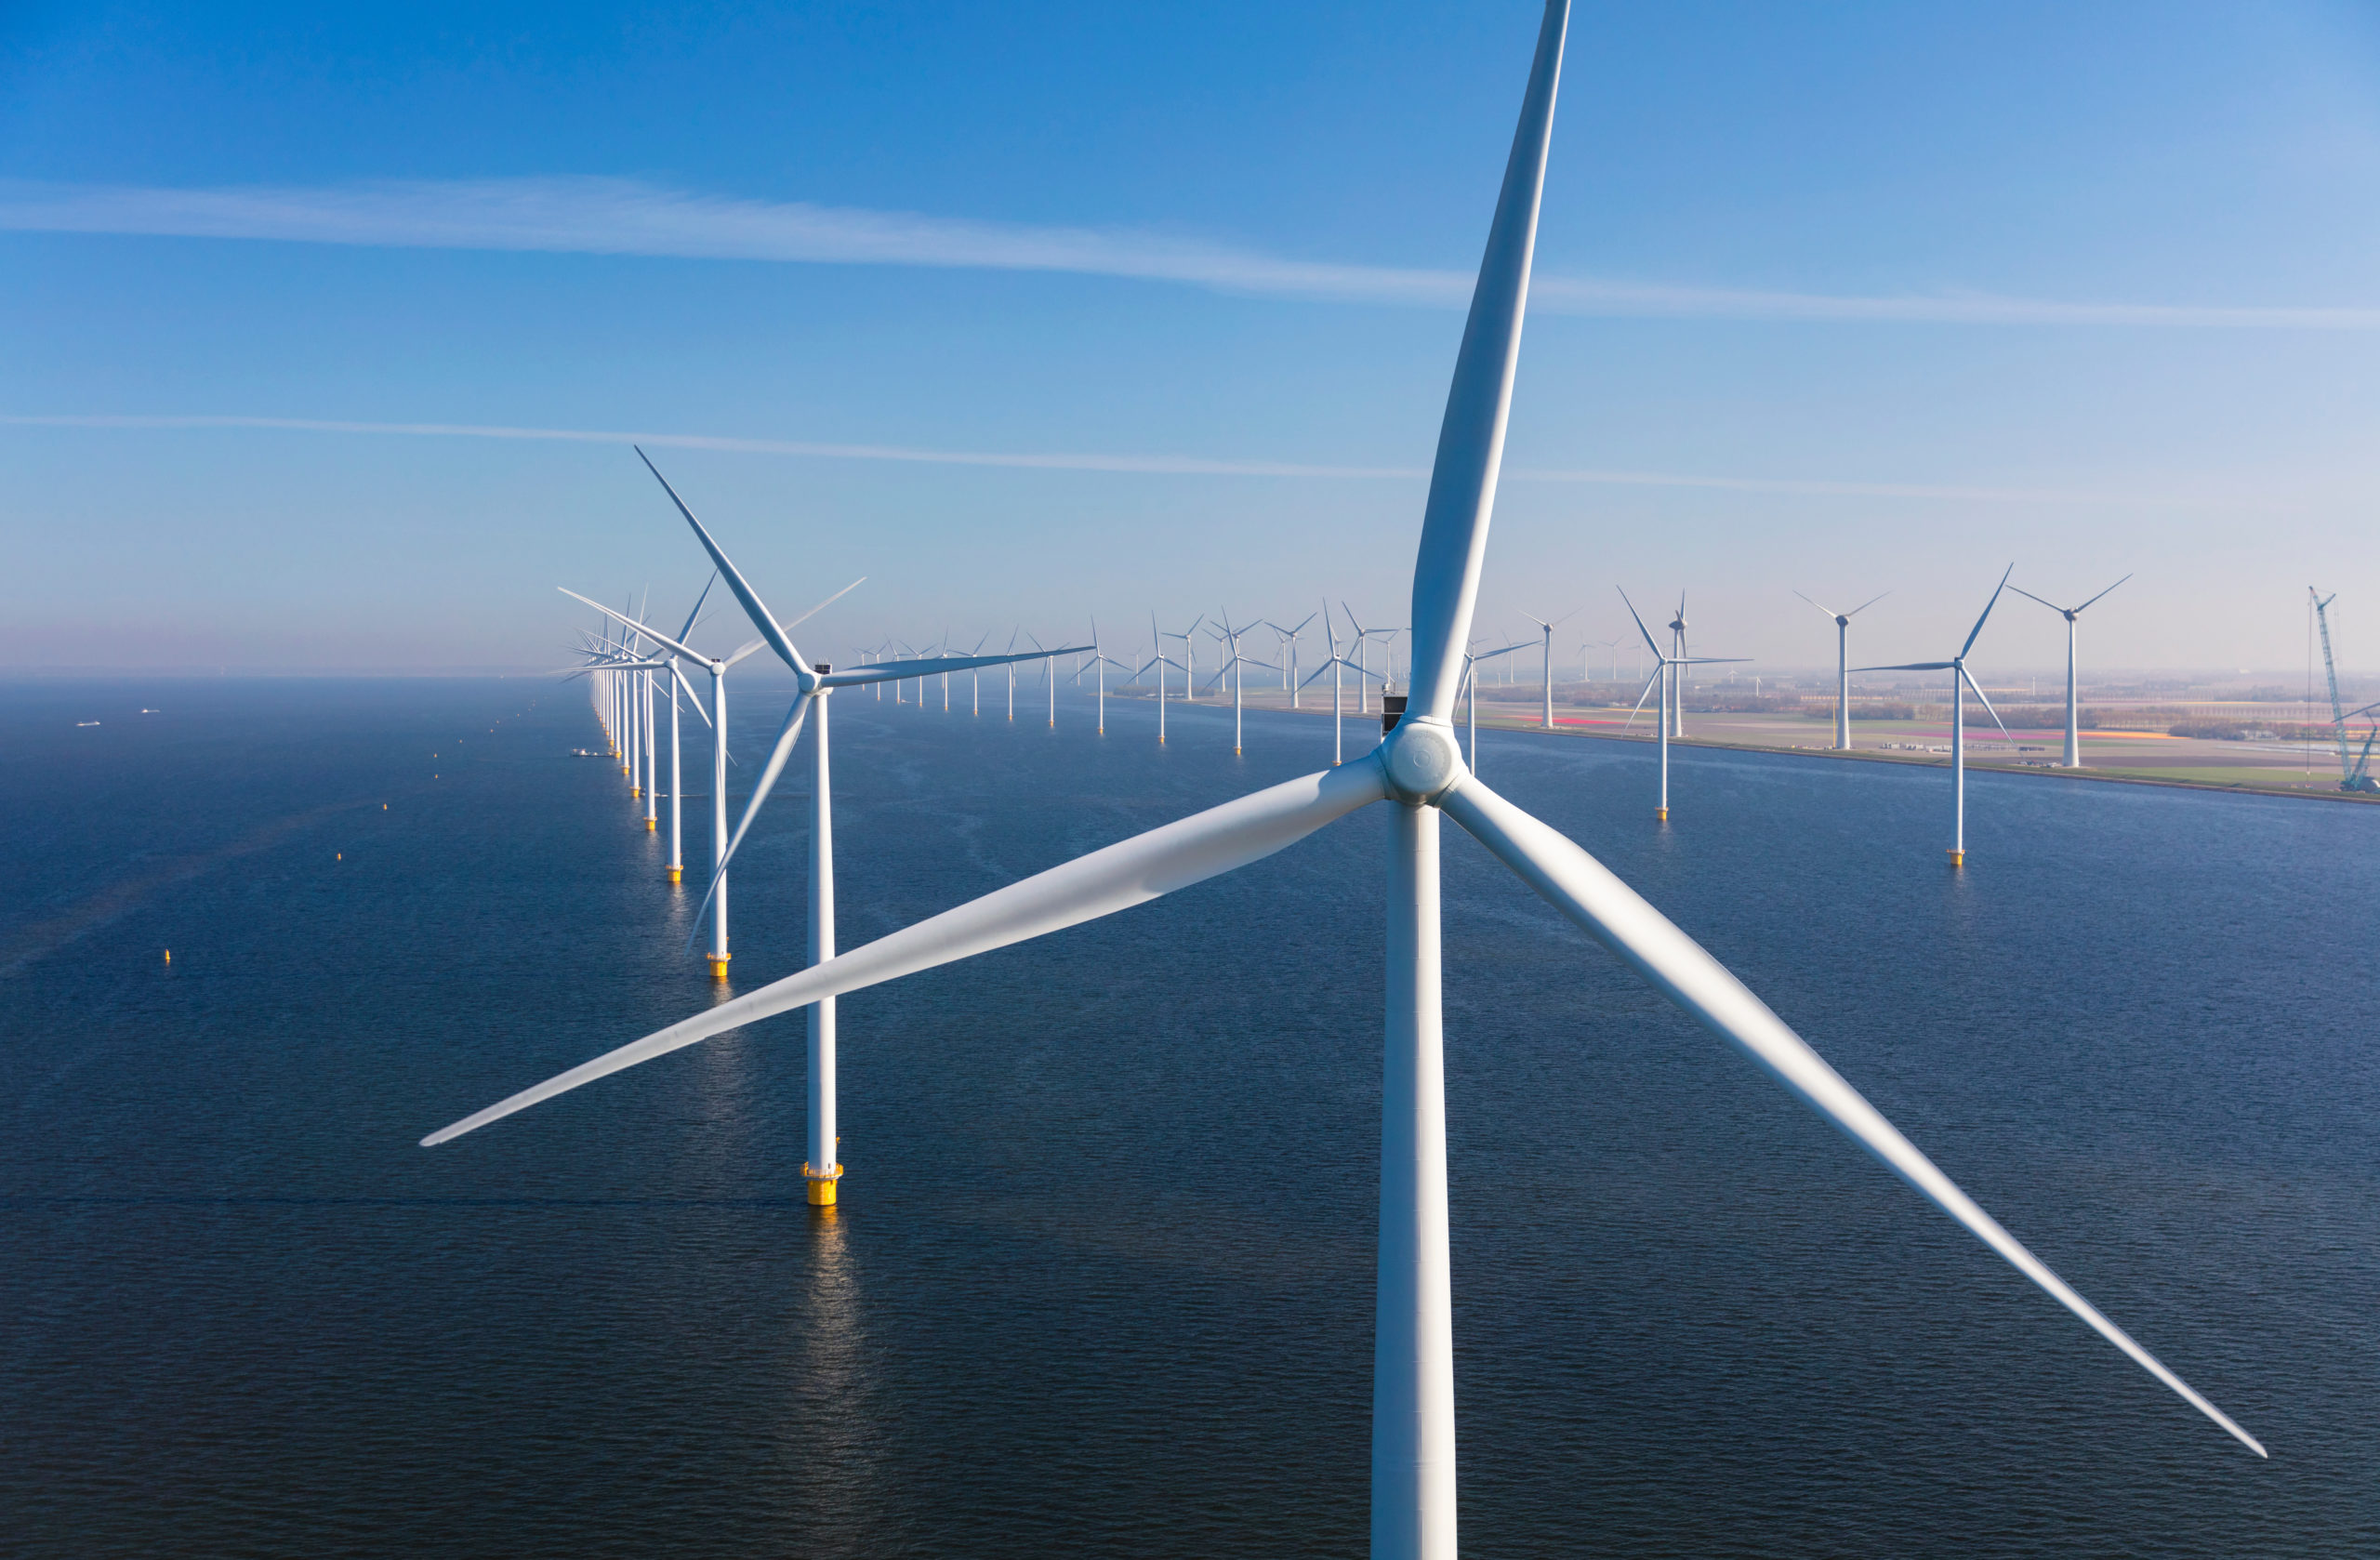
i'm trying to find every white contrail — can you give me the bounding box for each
[4,176,2377,330]
[0,412,2228,506]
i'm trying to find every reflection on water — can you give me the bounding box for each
[776,1203,883,1545]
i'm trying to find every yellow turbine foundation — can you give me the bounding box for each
[1655,807,1669,822]
[644,817,656,831]
[668,866,682,883]
[803,1163,844,1206]
[707,953,731,981]
[1948,849,1965,868]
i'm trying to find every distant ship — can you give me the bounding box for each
[570,748,606,758]
[75,721,99,728]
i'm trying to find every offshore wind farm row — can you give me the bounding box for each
[477,8,2285,1556]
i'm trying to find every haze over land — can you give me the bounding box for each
[5,1,2377,673]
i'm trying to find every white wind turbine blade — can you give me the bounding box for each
[676,571,719,643]
[426,760,1391,1146]
[1620,666,1662,730]
[1792,589,1840,622]
[824,646,1089,689]
[1855,662,1953,673]
[2006,584,2062,614]
[1403,0,1562,723]
[720,578,869,669]
[1846,589,1891,618]
[1960,564,2016,660]
[1618,588,1667,661]
[1400,0,1563,722]
[2075,574,2132,614]
[636,447,814,681]
[558,588,707,662]
[1962,665,2016,743]
[1437,773,2267,1459]
[670,666,713,729]
[680,691,813,946]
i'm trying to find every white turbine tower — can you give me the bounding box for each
[1620,588,1744,823]
[1519,608,1576,730]
[1793,589,1889,751]
[2009,575,2129,768]
[430,13,2263,1553]
[1857,566,2017,867]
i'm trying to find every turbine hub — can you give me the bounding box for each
[1382,717,1463,803]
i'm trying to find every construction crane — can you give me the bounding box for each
[2309,588,2380,793]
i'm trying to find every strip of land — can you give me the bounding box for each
[1113,687,2380,803]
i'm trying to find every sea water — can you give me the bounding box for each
[3,677,2373,1556]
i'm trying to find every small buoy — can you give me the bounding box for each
[337,853,342,861]
[163,950,171,964]
[382,804,388,811]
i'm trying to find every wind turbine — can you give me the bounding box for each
[1300,598,1385,767]
[1620,588,1744,823]
[1794,589,1890,751]
[1027,631,1060,728]
[1266,613,1316,707]
[1071,620,1130,734]
[1519,608,1577,729]
[1343,603,1397,715]
[1204,611,1280,755]
[2008,575,2129,768]
[1131,613,1186,745]
[1666,595,1691,737]
[594,472,1073,1201]
[430,13,2262,1553]
[1857,566,2017,867]
[1160,615,1204,706]
[962,632,990,715]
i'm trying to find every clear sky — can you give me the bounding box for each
[6,1,2378,677]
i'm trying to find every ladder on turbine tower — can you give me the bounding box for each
[2310,588,2380,793]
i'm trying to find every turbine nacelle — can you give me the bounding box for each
[1380,719,1465,804]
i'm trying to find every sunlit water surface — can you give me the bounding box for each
[3,678,2374,1556]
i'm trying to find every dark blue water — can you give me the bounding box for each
[4,677,2374,1556]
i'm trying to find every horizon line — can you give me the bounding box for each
[4,176,2376,331]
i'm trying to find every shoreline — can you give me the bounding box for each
[1113,691,2380,806]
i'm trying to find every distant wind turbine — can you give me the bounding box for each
[1301,598,1385,766]
[1519,608,1577,729]
[1793,589,1889,750]
[2008,575,2129,768]
[1857,566,2016,866]
[1620,588,1745,822]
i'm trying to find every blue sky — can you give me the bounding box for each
[6,1,2378,675]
